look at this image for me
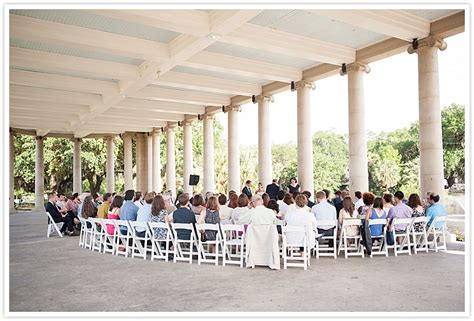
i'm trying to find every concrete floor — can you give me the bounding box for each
[9,212,465,312]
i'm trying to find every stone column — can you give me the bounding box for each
[166,125,177,197]
[227,105,241,194]
[73,138,82,194]
[296,81,316,194]
[10,131,16,213]
[147,133,153,192]
[34,136,45,213]
[341,62,370,197]
[257,94,273,187]
[105,136,115,192]
[136,133,148,192]
[152,130,161,193]
[408,36,447,203]
[203,114,215,193]
[183,120,193,195]
[123,133,133,191]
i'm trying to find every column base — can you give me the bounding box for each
[33,206,46,214]
[9,207,17,214]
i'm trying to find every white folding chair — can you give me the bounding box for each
[410,216,429,254]
[100,219,117,255]
[46,212,63,238]
[128,221,153,260]
[281,225,309,270]
[171,223,199,264]
[427,215,448,252]
[368,218,388,257]
[89,218,105,253]
[81,218,95,250]
[338,219,364,259]
[148,222,174,262]
[314,219,338,259]
[197,223,221,266]
[78,217,88,248]
[113,220,132,257]
[220,224,245,267]
[388,218,413,256]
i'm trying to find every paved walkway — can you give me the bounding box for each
[9,212,465,312]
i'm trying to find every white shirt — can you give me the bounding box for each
[285,206,317,246]
[219,204,233,221]
[231,207,249,224]
[238,205,276,225]
[311,200,337,230]
[277,200,289,215]
[134,200,144,209]
[56,200,66,210]
[135,203,152,232]
[354,198,364,211]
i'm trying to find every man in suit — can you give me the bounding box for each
[266,179,280,200]
[45,192,76,235]
[242,180,252,199]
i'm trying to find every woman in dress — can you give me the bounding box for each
[191,194,206,223]
[202,196,220,241]
[262,193,270,207]
[150,194,169,240]
[284,194,316,249]
[408,193,425,233]
[231,194,250,224]
[338,196,359,238]
[106,195,123,235]
[367,197,387,238]
[228,192,239,209]
[382,193,394,216]
[288,177,300,194]
[255,183,265,196]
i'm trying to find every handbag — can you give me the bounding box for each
[386,228,395,246]
[200,230,207,242]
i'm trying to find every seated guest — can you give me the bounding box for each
[267,200,281,218]
[228,193,238,209]
[354,191,364,214]
[255,182,265,196]
[82,195,97,219]
[338,196,359,237]
[285,194,317,248]
[323,189,334,205]
[45,192,76,236]
[120,190,139,234]
[231,194,250,224]
[426,193,447,228]
[276,190,286,210]
[163,192,177,213]
[77,192,90,218]
[168,193,196,240]
[280,192,294,216]
[150,194,169,240]
[311,191,337,247]
[266,179,280,200]
[408,193,425,232]
[335,190,349,221]
[66,193,80,216]
[423,192,433,210]
[288,177,300,194]
[387,191,412,232]
[218,194,232,224]
[360,192,375,219]
[202,196,220,242]
[367,196,387,237]
[333,190,342,206]
[135,192,155,237]
[302,191,315,209]
[133,191,144,209]
[92,192,102,208]
[56,193,68,214]
[97,193,112,219]
[242,180,252,199]
[383,193,394,216]
[191,194,206,222]
[107,195,123,235]
[262,193,270,207]
[238,195,276,225]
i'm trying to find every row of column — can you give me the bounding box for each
[12,35,446,213]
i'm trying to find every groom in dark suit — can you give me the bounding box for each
[45,192,76,235]
[266,179,280,200]
[242,180,252,199]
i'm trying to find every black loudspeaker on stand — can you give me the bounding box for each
[189,175,199,186]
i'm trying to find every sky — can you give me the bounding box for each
[215,32,468,146]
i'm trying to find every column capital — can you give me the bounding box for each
[224,105,242,113]
[180,119,194,126]
[340,62,371,76]
[407,36,447,54]
[294,80,316,90]
[70,137,82,143]
[167,122,178,129]
[255,94,274,103]
[201,113,215,121]
[35,135,44,141]
[151,128,162,136]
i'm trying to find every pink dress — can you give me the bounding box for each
[107,211,120,235]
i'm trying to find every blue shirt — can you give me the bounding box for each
[120,200,139,221]
[369,208,387,237]
[311,200,337,230]
[426,203,447,228]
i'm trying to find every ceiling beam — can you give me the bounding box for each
[153,70,261,96]
[220,23,355,65]
[85,9,211,37]
[116,98,205,115]
[107,108,185,122]
[10,85,103,106]
[10,69,119,96]
[182,51,302,83]
[10,47,140,80]
[10,98,91,114]
[10,14,169,61]
[430,10,464,38]
[131,86,229,106]
[310,9,430,42]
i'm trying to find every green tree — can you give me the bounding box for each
[441,103,465,186]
